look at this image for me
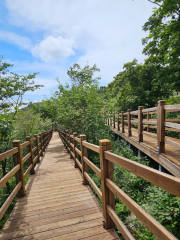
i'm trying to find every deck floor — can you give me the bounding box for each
[112,123,180,176]
[0,132,119,240]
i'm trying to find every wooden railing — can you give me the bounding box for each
[107,100,180,153]
[59,129,180,240]
[0,129,52,220]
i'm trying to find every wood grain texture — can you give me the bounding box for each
[106,179,177,240]
[0,132,118,240]
[112,125,180,177]
[0,147,18,162]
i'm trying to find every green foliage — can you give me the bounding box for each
[41,63,110,142]
[14,108,52,140]
[0,56,48,231]
[142,0,180,92]
[0,107,52,231]
[0,56,43,153]
[90,138,180,239]
[106,58,175,112]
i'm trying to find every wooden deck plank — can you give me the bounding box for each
[0,132,118,240]
[112,124,180,177]
[4,202,100,230]
[3,207,102,232]
[11,219,103,240]
[48,227,118,240]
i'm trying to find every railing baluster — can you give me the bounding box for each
[73,132,78,168]
[26,136,35,175]
[157,100,166,153]
[147,112,150,132]
[80,135,88,185]
[13,140,25,197]
[99,139,114,229]
[39,133,43,156]
[117,112,120,131]
[121,111,125,133]
[34,134,40,163]
[127,109,132,137]
[138,106,143,142]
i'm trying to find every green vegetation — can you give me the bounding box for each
[0,58,52,230]
[1,1,180,239]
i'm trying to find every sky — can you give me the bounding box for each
[0,0,154,103]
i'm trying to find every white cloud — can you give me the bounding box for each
[31,36,75,62]
[0,31,32,50]
[5,0,154,85]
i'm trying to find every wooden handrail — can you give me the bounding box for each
[0,129,52,221]
[20,141,30,149]
[59,129,180,240]
[84,172,102,200]
[106,178,177,240]
[83,156,101,177]
[82,141,100,153]
[165,122,180,130]
[107,100,180,155]
[142,106,157,113]
[107,205,135,240]
[164,104,180,110]
[0,182,22,220]
[0,164,20,189]
[0,148,18,162]
[104,151,180,197]
[22,153,31,164]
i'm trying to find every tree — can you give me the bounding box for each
[0,57,43,193]
[47,63,110,142]
[67,63,100,87]
[106,59,173,112]
[142,0,180,92]
[32,98,59,130]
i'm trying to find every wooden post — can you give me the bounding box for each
[41,133,44,152]
[34,134,40,163]
[39,133,43,156]
[63,131,66,147]
[179,112,180,139]
[66,131,69,153]
[138,106,143,142]
[80,135,88,185]
[113,114,115,128]
[99,139,115,229]
[65,131,68,152]
[107,118,109,126]
[131,114,133,129]
[147,112,151,132]
[117,113,120,131]
[157,100,166,153]
[70,133,73,159]
[26,136,35,175]
[127,109,132,137]
[43,132,46,149]
[13,140,25,197]
[73,132,78,168]
[121,111,125,133]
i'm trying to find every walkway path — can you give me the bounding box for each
[112,123,180,177]
[0,132,119,240]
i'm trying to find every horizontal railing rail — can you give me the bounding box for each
[59,129,180,240]
[107,100,180,155]
[0,129,52,221]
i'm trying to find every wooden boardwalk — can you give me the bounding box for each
[0,132,119,240]
[112,123,180,177]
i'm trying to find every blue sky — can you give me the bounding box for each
[0,0,153,103]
